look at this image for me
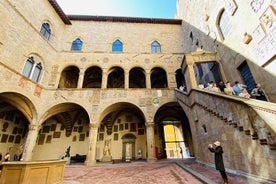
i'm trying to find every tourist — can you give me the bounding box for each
[251,83,269,102]
[205,81,214,91]
[212,83,220,92]
[208,141,228,184]
[233,81,247,96]
[198,81,204,89]
[224,81,235,95]
[4,152,10,162]
[217,80,225,93]
[239,88,251,98]
[179,84,186,91]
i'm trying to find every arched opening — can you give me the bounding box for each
[32,103,90,161]
[0,93,36,161]
[107,67,124,88]
[83,66,102,88]
[129,67,146,88]
[154,102,194,159]
[150,67,168,88]
[175,68,185,89]
[97,102,145,162]
[58,66,79,88]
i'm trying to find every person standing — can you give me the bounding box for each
[251,83,269,102]
[208,141,228,184]
[217,80,225,93]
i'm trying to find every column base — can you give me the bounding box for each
[64,157,71,165]
[147,157,157,163]
[84,160,96,166]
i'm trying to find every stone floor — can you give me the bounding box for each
[63,159,249,184]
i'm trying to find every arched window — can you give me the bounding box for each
[22,57,42,82]
[71,38,83,51]
[112,39,123,52]
[40,23,51,40]
[151,41,161,53]
[218,9,231,40]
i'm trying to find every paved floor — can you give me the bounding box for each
[63,159,249,184]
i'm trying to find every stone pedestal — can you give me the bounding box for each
[102,156,112,162]
[64,156,71,165]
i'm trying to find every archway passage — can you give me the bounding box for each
[0,93,35,161]
[97,102,145,162]
[154,102,194,159]
[33,103,90,161]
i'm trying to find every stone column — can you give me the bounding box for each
[183,56,198,92]
[102,70,108,89]
[22,124,41,161]
[125,70,129,89]
[146,71,151,89]
[146,122,156,163]
[85,123,99,166]
[77,70,85,88]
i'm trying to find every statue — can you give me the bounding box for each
[103,140,110,156]
[65,146,71,157]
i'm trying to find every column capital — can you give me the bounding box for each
[89,123,98,129]
[28,124,41,131]
[146,122,155,127]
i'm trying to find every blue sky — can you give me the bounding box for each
[56,0,177,19]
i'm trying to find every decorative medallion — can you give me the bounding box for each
[152,98,159,104]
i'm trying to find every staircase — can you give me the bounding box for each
[175,88,276,182]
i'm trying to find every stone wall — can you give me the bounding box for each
[176,89,276,181]
[176,0,276,102]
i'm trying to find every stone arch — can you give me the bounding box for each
[0,92,37,160]
[58,65,80,88]
[153,102,194,159]
[129,67,146,88]
[150,67,168,88]
[96,102,146,161]
[33,102,90,160]
[107,66,124,88]
[83,66,102,88]
[0,92,37,123]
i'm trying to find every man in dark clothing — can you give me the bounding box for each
[251,83,269,102]
[217,81,225,93]
[208,141,228,184]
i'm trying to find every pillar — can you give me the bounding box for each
[77,70,84,88]
[125,71,129,89]
[102,69,108,89]
[186,63,197,89]
[85,123,99,166]
[146,71,151,89]
[22,124,41,161]
[146,122,156,163]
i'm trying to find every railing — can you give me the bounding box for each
[175,88,276,150]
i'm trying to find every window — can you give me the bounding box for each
[22,57,42,82]
[40,23,51,40]
[71,38,83,51]
[218,9,231,39]
[112,39,123,52]
[151,41,161,53]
